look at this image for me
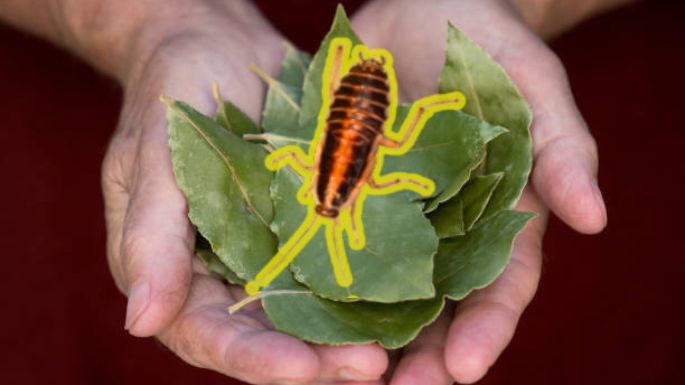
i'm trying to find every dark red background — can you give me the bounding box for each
[0,1,682,384]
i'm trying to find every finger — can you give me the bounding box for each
[102,166,130,294]
[159,274,320,384]
[119,116,195,337]
[445,190,547,383]
[389,304,455,385]
[532,127,606,234]
[502,44,607,234]
[313,343,388,382]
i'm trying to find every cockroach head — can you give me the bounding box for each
[358,51,386,70]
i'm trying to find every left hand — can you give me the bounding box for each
[99,1,389,383]
[352,0,607,383]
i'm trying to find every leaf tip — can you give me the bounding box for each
[334,3,348,20]
[446,21,461,36]
[330,4,356,37]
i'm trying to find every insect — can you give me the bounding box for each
[245,37,466,296]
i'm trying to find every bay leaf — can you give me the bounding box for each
[260,80,305,142]
[434,210,535,300]
[166,99,277,279]
[255,44,311,147]
[262,278,444,349]
[461,172,504,230]
[279,42,311,87]
[212,84,260,136]
[195,235,245,285]
[439,23,533,219]
[427,172,503,239]
[382,105,507,209]
[299,5,361,131]
[270,168,438,303]
[427,196,465,238]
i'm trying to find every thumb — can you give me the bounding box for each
[506,44,607,234]
[120,122,194,337]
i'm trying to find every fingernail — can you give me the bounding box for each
[125,281,150,330]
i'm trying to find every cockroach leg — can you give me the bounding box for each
[265,146,314,174]
[301,184,314,199]
[381,92,466,151]
[327,41,347,100]
[326,218,353,287]
[245,213,322,295]
[346,199,364,250]
[368,174,435,197]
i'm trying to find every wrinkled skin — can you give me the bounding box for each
[101,0,606,384]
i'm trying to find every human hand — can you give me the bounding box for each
[352,0,607,383]
[102,1,388,383]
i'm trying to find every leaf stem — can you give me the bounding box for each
[249,64,301,112]
[243,133,311,146]
[228,289,312,314]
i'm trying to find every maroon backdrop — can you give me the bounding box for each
[0,1,682,384]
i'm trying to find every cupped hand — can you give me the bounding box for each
[352,0,607,383]
[102,2,387,383]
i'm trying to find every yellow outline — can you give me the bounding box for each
[245,38,466,296]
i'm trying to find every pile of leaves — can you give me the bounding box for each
[165,6,534,348]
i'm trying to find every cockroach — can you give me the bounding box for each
[314,52,391,218]
[244,37,466,296]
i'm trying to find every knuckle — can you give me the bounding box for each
[120,228,148,264]
[102,131,139,196]
[506,257,541,307]
[119,229,149,282]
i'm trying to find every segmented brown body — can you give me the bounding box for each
[315,59,390,218]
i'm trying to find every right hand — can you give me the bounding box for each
[352,0,607,383]
[102,1,388,383]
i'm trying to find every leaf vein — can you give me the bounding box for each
[171,103,271,228]
[455,43,484,120]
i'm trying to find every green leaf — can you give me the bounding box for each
[461,172,504,230]
[212,84,260,136]
[260,80,305,142]
[263,166,443,347]
[428,172,503,239]
[255,44,310,146]
[439,23,533,218]
[299,5,361,131]
[262,278,444,349]
[166,99,277,279]
[269,168,438,303]
[427,196,465,238]
[195,235,245,285]
[434,210,535,300]
[279,43,311,87]
[382,105,507,209]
